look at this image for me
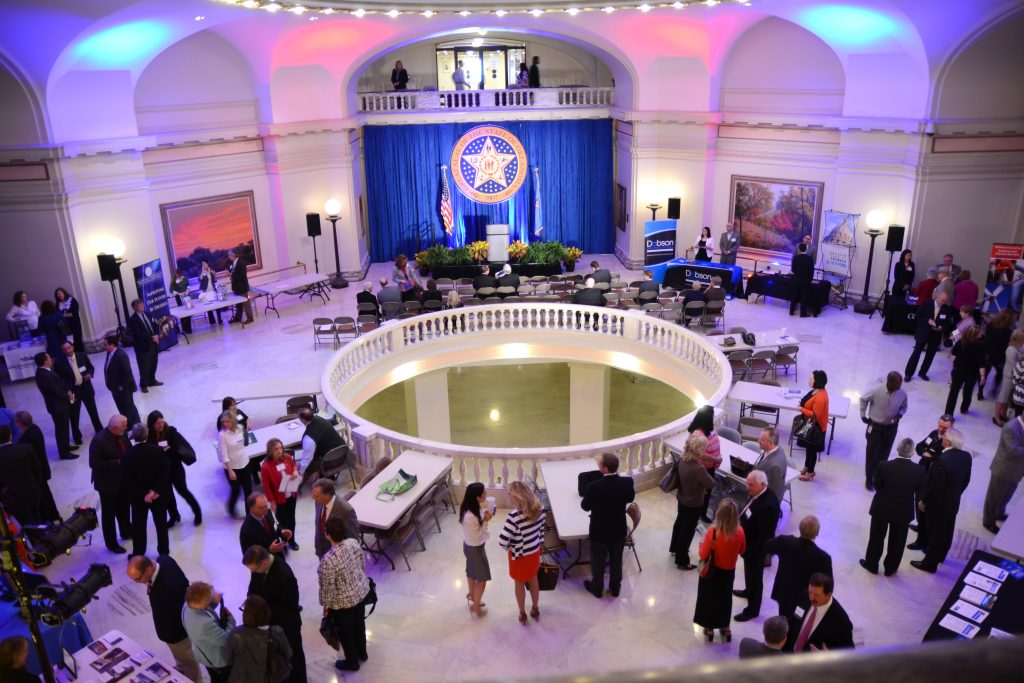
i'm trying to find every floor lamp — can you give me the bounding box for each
[854,229,885,314]
[323,199,349,289]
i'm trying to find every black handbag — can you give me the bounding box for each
[658,456,680,493]
[363,577,378,617]
[537,560,560,591]
[319,615,341,649]
[792,414,825,448]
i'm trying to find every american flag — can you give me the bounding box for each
[440,165,453,235]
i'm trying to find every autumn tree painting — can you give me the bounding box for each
[729,177,824,255]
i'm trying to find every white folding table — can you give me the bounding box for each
[728,381,851,454]
[168,294,249,342]
[55,629,189,683]
[251,272,331,316]
[714,328,800,353]
[539,458,600,575]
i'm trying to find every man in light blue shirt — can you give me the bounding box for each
[181,581,235,682]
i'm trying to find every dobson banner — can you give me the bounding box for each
[132,259,178,351]
[644,220,677,265]
[983,242,1024,313]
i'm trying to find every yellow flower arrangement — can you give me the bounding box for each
[563,246,584,264]
[507,240,528,259]
[467,240,490,261]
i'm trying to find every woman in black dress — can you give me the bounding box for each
[54,287,84,351]
[694,227,713,261]
[693,498,745,642]
[893,249,915,296]
[946,325,986,415]
[147,410,201,527]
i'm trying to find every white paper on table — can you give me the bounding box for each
[287,422,301,430]
[972,561,1009,582]
[280,474,301,495]
[963,572,1002,594]
[938,614,979,638]
[959,585,995,609]
[950,599,989,623]
[989,627,1015,639]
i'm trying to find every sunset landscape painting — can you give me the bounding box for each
[160,191,261,277]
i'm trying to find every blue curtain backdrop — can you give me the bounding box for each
[364,119,613,261]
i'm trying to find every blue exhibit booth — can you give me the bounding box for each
[647,257,743,294]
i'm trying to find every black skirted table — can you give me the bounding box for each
[744,273,831,312]
[922,549,1024,642]
[882,299,919,334]
[430,262,562,280]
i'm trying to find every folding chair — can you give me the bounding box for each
[625,503,642,571]
[312,317,336,349]
[775,345,799,379]
[334,316,358,341]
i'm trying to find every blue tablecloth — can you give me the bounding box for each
[0,599,93,676]
[647,257,744,292]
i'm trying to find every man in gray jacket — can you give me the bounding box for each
[860,371,908,490]
[182,582,235,683]
[753,427,788,502]
[982,414,1024,533]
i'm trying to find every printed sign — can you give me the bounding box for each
[983,242,1024,313]
[132,259,178,351]
[644,220,677,265]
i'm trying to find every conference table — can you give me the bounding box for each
[0,599,92,677]
[991,495,1024,561]
[744,273,831,312]
[713,328,800,353]
[251,271,331,316]
[922,549,1024,642]
[882,298,919,334]
[348,450,452,570]
[168,294,249,341]
[539,458,598,576]
[54,629,189,683]
[728,381,851,454]
[209,378,321,411]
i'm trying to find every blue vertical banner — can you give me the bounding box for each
[532,166,544,238]
[133,259,178,351]
[644,220,677,265]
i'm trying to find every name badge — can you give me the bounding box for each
[742,509,751,520]
[158,440,168,448]
[276,464,286,473]
[78,366,87,373]
[236,414,244,423]
[939,314,946,320]
[794,606,805,619]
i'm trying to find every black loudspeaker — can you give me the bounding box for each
[305,213,322,237]
[885,225,905,252]
[667,197,681,220]
[97,254,120,282]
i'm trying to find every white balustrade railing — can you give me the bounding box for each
[359,87,615,114]
[322,303,731,491]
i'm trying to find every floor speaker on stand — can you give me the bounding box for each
[306,213,322,273]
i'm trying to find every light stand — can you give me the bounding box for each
[326,215,349,290]
[0,507,56,683]
[311,233,320,274]
[854,229,885,314]
[868,248,897,320]
[646,204,662,221]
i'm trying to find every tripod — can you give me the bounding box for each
[868,249,897,320]
[108,280,127,344]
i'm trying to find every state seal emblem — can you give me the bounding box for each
[450,126,528,204]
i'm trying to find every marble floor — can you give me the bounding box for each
[3,256,1012,682]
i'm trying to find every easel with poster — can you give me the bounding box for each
[982,243,1024,322]
[816,210,859,310]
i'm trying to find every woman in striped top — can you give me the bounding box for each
[498,481,546,624]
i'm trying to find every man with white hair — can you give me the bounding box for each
[909,428,972,573]
[933,267,954,302]
[497,263,520,289]
[355,281,380,319]
[735,470,781,622]
[573,277,605,307]
[376,276,401,317]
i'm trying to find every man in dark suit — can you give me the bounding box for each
[589,260,612,284]
[739,616,788,659]
[472,265,497,291]
[735,470,781,621]
[13,412,59,522]
[33,352,76,460]
[861,438,925,576]
[127,555,201,682]
[239,492,293,559]
[753,427,788,502]
[104,335,140,427]
[790,242,814,317]
[90,414,132,554]
[905,290,954,382]
[911,428,972,573]
[243,545,307,683]
[573,278,606,307]
[355,282,381,320]
[763,515,832,618]
[638,270,660,295]
[497,264,520,290]
[127,299,162,392]
[0,425,44,525]
[982,413,1024,533]
[228,249,254,324]
[681,281,706,305]
[581,453,635,598]
[53,341,104,438]
[915,414,953,475]
[785,573,854,652]
[122,423,170,557]
[311,478,359,558]
[296,408,345,487]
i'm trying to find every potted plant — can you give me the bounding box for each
[467,240,490,263]
[507,240,528,263]
[451,246,473,265]
[563,246,583,272]
[414,250,431,276]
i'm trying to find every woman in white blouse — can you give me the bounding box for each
[6,290,40,335]
[460,482,493,616]
[694,227,714,262]
[498,481,546,624]
[218,410,252,518]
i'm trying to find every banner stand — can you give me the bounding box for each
[983,243,1024,324]
[818,210,859,310]
[132,259,178,351]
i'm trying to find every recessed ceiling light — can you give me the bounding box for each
[495,9,507,17]
[705,0,718,6]
[422,9,434,17]
[566,7,580,15]
[322,7,334,13]
[471,37,483,47]
[308,15,318,20]
[242,0,258,8]
[603,6,616,12]
[289,5,306,14]
[459,10,471,16]
[530,8,542,16]
[264,2,281,12]
[386,9,399,17]
[672,1,684,8]
[353,8,366,17]
[638,3,651,12]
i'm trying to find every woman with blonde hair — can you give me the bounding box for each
[445,289,462,309]
[498,481,546,624]
[669,433,717,570]
[693,498,746,643]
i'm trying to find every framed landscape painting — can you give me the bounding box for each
[160,191,261,277]
[728,176,824,257]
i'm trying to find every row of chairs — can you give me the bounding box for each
[313,316,359,348]
[723,347,799,382]
[431,273,624,290]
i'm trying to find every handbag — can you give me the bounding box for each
[176,434,197,466]
[658,456,680,493]
[363,577,378,617]
[375,469,418,501]
[265,630,291,683]
[319,616,340,649]
[792,413,825,448]
[698,529,717,578]
[537,561,560,591]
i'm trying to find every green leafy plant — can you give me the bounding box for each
[450,246,473,265]
[421,244,451,268]
[524,240,565,265]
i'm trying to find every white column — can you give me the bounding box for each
[568,362,610,445]
[413,369,452,442]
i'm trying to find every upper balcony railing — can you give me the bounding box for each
[358,86,615,114]
[322,303,730,494]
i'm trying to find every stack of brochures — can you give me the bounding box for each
[939,559,1014,639]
